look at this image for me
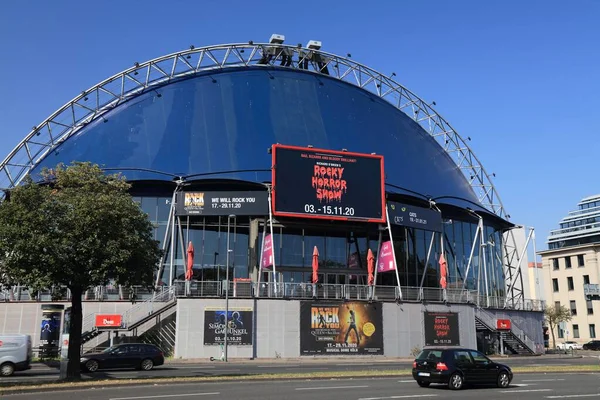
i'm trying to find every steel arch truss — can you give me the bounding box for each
[0,42,524,306]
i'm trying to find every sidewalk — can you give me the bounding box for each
[163,352,583,364]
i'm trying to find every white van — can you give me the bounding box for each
[0,334,32,376]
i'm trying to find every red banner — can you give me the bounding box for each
[497,319,511,330]
[95,314,123,328]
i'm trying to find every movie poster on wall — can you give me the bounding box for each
[300,301,383,355]
[203,307,253,346]
[424,311,460,346]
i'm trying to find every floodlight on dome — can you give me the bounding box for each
[306,40,322,50]
[269,34,285,44]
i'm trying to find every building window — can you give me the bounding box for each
[570,300,577,316]
[584,275,590,285]
[558,327,564,339]
[568,277,574,291]
[565,257,572,269]
[553,258,559,270]
[573,324,580,338]
[578,254,585,267]
[555,301,561,309]
[587,300,594,315]
[553,278,559,292]
[590,324,596,339]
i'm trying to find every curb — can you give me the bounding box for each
[2,366,600,396]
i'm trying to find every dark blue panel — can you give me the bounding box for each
[32,68,482,209]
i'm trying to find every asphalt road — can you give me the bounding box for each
[2,353,599,385]
[3,372,600,399]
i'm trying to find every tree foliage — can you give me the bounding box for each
[544,304,572,349]
[0,163,162,379]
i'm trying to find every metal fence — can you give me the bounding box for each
[0,280,545,312]
[0,285,159,302]
[171,280,546,312]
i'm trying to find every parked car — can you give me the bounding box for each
[556,341,583,351]
[80,343,164,372]
[412,347,513,390]
[582,340,600,351]
[0,334,32,377]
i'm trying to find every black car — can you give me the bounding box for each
[412,347,513,390]
[583,340,600,351]
[80,343,165,372]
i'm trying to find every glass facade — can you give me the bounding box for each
[138,195,505,296]
[29,67,508,297]
[32,68,484,212]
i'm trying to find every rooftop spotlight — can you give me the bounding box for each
[269,34,285,44]
[190,45,195,50]
[249,40,254,45]
[307,145,314,148]
[431,101,436,106]
[342,148,348,152]
[306,40,322,50]
[391,72,396,77]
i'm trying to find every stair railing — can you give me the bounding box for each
[121,286,175,329]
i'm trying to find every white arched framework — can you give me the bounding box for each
[0,41,524,306]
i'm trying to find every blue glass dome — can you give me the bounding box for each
[32,67,482,210]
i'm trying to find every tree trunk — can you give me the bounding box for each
[65,286,83,380]
[550,322,556,349]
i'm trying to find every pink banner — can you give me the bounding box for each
[377,241,396,272]
[261,234,273,269]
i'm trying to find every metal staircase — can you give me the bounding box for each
[474,308,536,355]
[80,287,176,351]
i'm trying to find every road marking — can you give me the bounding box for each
[546,395,600,399]
[336,363,375,366]
[512,383,538,387]
[109,393,220,400]
[358,395,438,400]
[522,379,565,382]
[258,364,300,368]
[199,368,241,372]
[173,366,215,369]
[398,380,415,383]
[500,389,553,393]
[295,385,369,391]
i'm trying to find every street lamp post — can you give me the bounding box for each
[224,214,235,362]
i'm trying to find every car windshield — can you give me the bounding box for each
[416,349,443,360]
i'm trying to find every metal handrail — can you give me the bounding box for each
[475,307,537,354]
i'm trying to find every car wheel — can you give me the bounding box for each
[417,380,430,387]
[448,373,464,390]
[85,359,99,372]
[0,362,15,377]
[497,371,510,388]
[140,359,154,371]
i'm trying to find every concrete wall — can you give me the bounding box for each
[383,303,476,357]
[174,299,478,359]
[174,299,301,359]
[0,302,134,349]
[0,300,542,359]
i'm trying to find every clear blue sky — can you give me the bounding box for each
[1,0,599,256]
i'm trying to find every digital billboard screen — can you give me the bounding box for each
[272,144,385,222]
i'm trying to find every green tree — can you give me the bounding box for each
[544,304,572,349]
[0,163,162,380]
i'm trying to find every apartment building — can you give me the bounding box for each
[539,195,600,347]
